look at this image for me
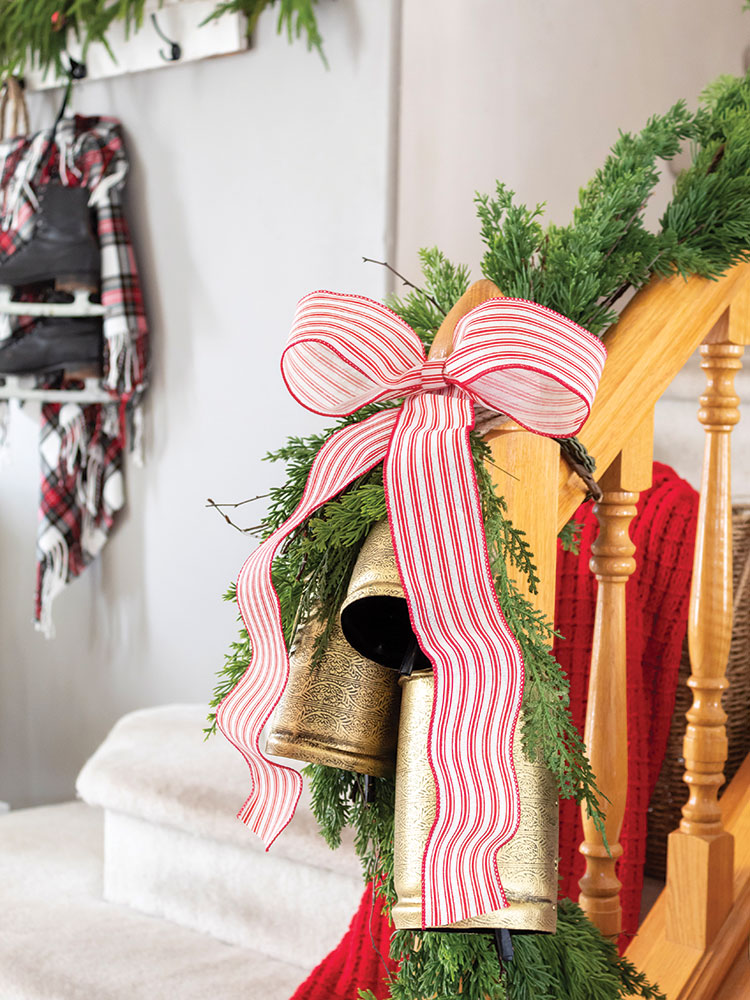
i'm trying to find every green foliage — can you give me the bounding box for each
[558,519,582,555]
[386,927,505,1000]
[369,900,663,1000]
[504,900,665,1000]
[0,1,147,76]
[0,0,324,78]
[477,102,703,335]
[387,247,471,349]
[658,74,750,280]
[303,764,396,908]
[203,0,325,64]
[477,79,750,337]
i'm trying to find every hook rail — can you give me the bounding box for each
[151,14,182,63]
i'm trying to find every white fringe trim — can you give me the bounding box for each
[0,401,10,469]
[35,530,69,640]
[131,405,144,467]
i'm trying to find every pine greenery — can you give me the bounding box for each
[0,0,324,77]
[477,76,750,338]
[358,900,664,1000]
[208,68,750,1000]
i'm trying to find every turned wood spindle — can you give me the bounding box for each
[666,313,744,949]
[578,419,653,940]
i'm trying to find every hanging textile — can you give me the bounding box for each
[0,115,148,633]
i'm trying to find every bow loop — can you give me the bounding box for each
[446,297,607,437]
[282,291,606,436]
[281,291,425,417]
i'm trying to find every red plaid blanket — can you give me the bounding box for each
[0,115,148,634]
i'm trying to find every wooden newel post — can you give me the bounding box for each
[578,415,653,939]
[665,307,747,949]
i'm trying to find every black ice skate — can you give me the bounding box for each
[0,315,103,377]
[0,184,101,306]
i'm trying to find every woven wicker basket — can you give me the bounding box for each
[645,503,750,880]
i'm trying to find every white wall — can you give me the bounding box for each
[0,0,399,807]
[3,0,749,808]
[396,0,750,497]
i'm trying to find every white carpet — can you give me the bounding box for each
[103,808,363,968]
[74,704,363,963]
[76,704,360,876]
[0,803,311,1000]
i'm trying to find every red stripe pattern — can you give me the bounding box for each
[217,410,400,845]
[218,290,606,927]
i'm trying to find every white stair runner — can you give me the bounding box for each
[0,704,366,999]
[0,802,310,1000]
[76,704,364,969]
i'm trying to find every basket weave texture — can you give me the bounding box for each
[645,504,750,880]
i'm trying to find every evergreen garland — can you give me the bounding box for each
[0,0,324,78]
[207,70,750,999]
[357,900,665,1000]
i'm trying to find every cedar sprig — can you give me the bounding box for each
[369,900,664,1000]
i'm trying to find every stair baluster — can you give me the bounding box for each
[578,416,653,939]
[665,309,745,949]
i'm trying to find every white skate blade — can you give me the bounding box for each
[0,285,106,318]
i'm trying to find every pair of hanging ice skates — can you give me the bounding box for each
[0,183,105,380]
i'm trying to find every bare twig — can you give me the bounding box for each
[481,456,521,482]
[205,497,262,534]
[205,494,267,509]
[362,256,446,315]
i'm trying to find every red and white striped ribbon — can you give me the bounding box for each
[218,290,606,927]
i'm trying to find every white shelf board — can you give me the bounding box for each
[24,1,249,91]
[0,376,115,404]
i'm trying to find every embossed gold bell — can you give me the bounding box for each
[393,670,559,932]
[340,519,430,671]
[265,612,401,776]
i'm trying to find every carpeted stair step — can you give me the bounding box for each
[76,704,364,970]
[0,801,311,1000]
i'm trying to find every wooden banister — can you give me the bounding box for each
[578,415,653,938]
[558,263,750,529]
[665,311,744,950]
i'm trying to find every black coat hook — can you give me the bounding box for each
[151,14,182,63]
[67,55,87,80]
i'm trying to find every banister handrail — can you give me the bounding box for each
[557,261,750,530]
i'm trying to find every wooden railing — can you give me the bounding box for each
[483,262,750,998]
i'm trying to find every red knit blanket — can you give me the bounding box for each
[291,462,698,999]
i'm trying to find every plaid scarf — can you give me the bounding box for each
[0,116,148,635]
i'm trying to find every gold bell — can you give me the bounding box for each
[392,670,559,933]
[264,611,401,777]
[340,519,430,672]
[343,521,559,931]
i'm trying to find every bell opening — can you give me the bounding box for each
[341,595,431,671]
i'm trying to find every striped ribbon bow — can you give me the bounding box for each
[217,290,606,928]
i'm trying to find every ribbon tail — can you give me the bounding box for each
[384,386,524,927]
[217,408,399,848]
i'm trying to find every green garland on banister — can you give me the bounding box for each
[0,0,324,79]
[207,70,750,1000]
